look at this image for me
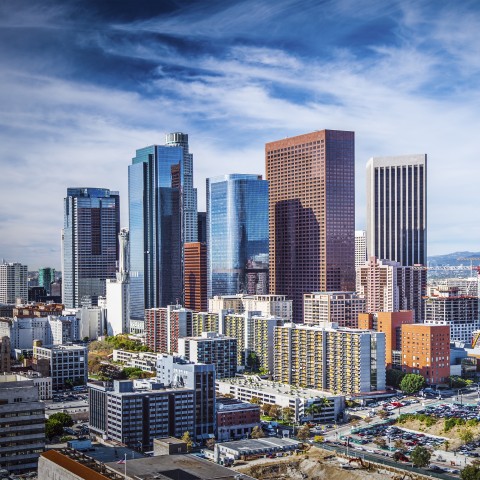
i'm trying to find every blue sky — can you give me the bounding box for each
[1,0,480,269]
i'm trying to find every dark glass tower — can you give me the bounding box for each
[62,188,120,308]
[207,174,269,298]
[128,133,197,320]
[266,130,355,322]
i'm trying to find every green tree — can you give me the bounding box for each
[459,428,475,444]
[399,373,425,394]
[378,410,389,419]
[249,396,261,405]
[269,404,282,420]
[297,425,310,441]
[282,406,294,423]
[374,436,387,448]
[394,439,407,451]
[444,440,450,452]
[45,419,63,439]
[450,376,468,389]
[262,403,273,417]
[461,464,480,480]
[250,426,265,439]
[386,368,406,388]
[246,352,260,372]
[410,445,431,468]
[181,431,193,452]
[49,412,74,427]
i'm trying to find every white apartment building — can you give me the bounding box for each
[0,262,28,304]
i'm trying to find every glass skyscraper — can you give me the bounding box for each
[62,188,120,308]
[207,174,269,298]
[128,132,197,320]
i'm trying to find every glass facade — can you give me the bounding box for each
[128,133,198,319]
[207,174,269,298]
[62,188,119,308]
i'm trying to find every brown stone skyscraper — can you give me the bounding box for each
[266,130,355,322]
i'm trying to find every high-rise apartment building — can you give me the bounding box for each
[355,230,367,269]
[144,305,193,353]
[184,242,207,312]
[178,332,237,379]
[303,291,365,328]
[356,256,426,322]
[105,228,130,336]
[358,311,414,368]
[274,323,385,395]
[266,130,355,322]
[401,324,450,384]
[38,267,55,295]
[62,188,120,308]
[424,286,479,344]
[207,174,269,298]
[0,262,28,304]
[366,154,427,266]
[0,375,45,473]
[128,133,197,320]
[192,312,220,336]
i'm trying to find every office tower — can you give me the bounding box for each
[32,342,88,390]
[197,211,207,243]
[0,375,45,473]
[266,130,355,322]
[105,228,130,336]
[355,230,367,269]
[366,154,427,265]
[62,188,120,308]
[88,379,195,449]
[192,312,220,336]
[184,242,207,312]
[358,311,414,368]
[38,267,55,295]
[356,256,426,322]
[144,305,193,353]
[178,332,237,379]
[303,291,365,328]
[0,262,28,304]
[222,312,283,372]
[274,323,386,395]
[28,286,46,302]
[207,174,269,298]
[0,336,11,373]
[129,132,198,320]
[208,294,293,322]
[156,354,215,440]
[401,324,450,384]
[424,286,479,344]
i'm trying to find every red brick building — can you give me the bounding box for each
[216,398,261,442]
[184,242,207,312]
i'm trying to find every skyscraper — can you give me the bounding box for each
[366,154,427,266]
[266,130,355,322]
[62,188,120,308]
[38,267,55,295]
[355,230,367,269]
[184,242,207,312]
[207,174,269,298]
[0,262,28,304]
[129,133,197,320]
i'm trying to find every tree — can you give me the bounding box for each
[461,464,480,480]
[249,396,261,405]
[282,407,294,423]
[386,369,406,388]
[378,410,389,419]
[444,440,450,452]
[205,438,216,450]
[297,425,310,442]
[410,445,431,468]
[459,428,475,444]
[269,405,282,420]
[246,352,260,372]
[394,439,407,451]
[49,412,74,427]
[45,419,63,439]
[250,426,265,439]
[313,435,325,443]
[181,431,193,452]
[262,403,273,417]
[450,376,469,389]
[374,437,387,448]
[399,374,425,394]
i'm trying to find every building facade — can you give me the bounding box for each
[266,130,355,322]
[62,188,120,308]
[128,132,197,320]
[178,332,237,379]
[401,324,450,385]
[216,398,260,442]
[192,312,220,336]
[274,323,386,395]
[303,291,365,328]
[0,262,28,304]
[366,154,427,266]
[0,375,45,473]
[207,174,269,298]
[184,242,207,312]
[355,230,367,269]
[38,268,55,295]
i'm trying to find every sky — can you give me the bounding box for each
[1,0,480,270]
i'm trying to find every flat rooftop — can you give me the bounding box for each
[106,454,255,479]
[219,437,300,454]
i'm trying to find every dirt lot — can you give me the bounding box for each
[235,447,400,480]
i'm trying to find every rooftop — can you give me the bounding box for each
[218,437,300,454]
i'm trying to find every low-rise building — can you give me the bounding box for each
[16,371,53,400]
[216,397,260,442]
[112,349,158,373]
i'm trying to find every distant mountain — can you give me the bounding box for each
[427,251,480,266]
